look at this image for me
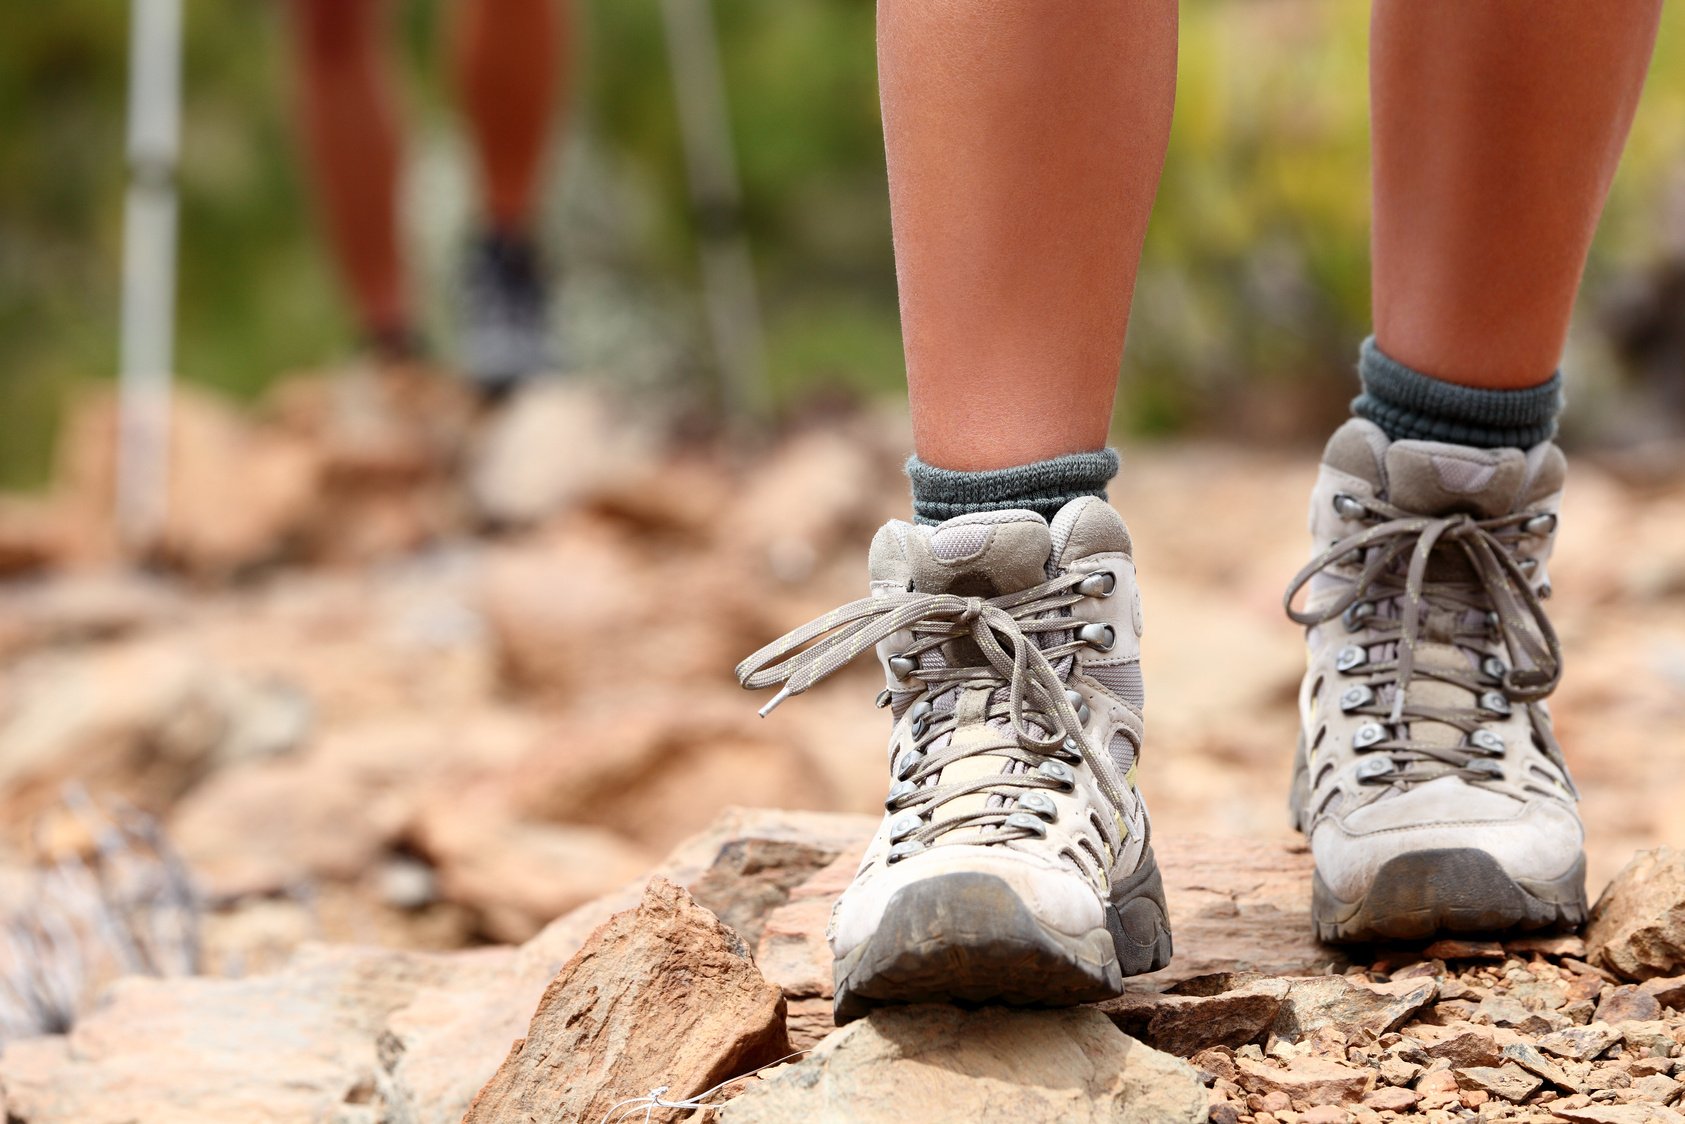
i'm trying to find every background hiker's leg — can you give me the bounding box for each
[880,0,1177,471]
[290,0,410,344]
[1370,0,1660,390]
[452,0,567,238]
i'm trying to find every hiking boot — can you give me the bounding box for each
[458,229,555,394]
[1284,419,1586,942]
[738,497,1172,1022]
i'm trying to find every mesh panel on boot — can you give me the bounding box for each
[1088,660,1146,712]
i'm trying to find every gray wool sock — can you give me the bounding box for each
[906,449,1119,526]
[1352,336,1563,449]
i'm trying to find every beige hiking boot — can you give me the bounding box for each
[738,497,1171,1021]
[1285,419,1586,942]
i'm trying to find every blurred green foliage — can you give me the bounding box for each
[1,1,1682,486]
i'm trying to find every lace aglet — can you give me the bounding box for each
[757,685,794,718]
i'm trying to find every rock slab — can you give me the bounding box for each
[1587,847,1685,982]
[464,877,790,1124]
[720,1005,1207,1124]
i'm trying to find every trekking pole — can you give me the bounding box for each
[116,0,184,552]
[657,0,770,430]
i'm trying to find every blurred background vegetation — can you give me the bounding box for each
[2,1,1683,488]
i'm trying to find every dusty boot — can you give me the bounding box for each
[1285,419,1586,942]
[738,497,1172,1021]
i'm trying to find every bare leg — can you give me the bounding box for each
[452,0,567,237]
[881,0,1178,470]
[1371,0,1660,390]
[290,0,409,342]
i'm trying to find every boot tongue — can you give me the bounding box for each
[904,511,1054,597]
[1383,441,1528,518]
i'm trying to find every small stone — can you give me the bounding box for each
[1474,995,1557,1034]
[1418,1070,1460,1094]
[1539,1023,1626,1062]
[1380,1056,1423,1087]
[1391,961,1445,981]
[1459,1089,1490,1109]
[1432,999,1482,1024]
[1585,1066,1634,1093]
[1585,848,1685,983]
[1631,1059,1674,1079]
[1412,1026,1504,1068]
[1628,1074,1681,1103]
[1299,1106,1349,1124]
[1639,976,1685,1012]
[1194,1047,1243,1085]
[1424,939,1507,962]
[1235,1057,1374,1108]
[1501,1041,1580,1092]
[1100,979,1289,1056]
[1211,1103,1243,1124]
[1363,1086,1420,1112]
[1456,1065,1543,1103]
[1275,976,1438,1041]
[1598,986,1665,1024]
[1564,999,1600,1025]
[1262,1091,1294,1113]
[1617,1021,1677,1056]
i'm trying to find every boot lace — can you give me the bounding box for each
[737,572,1127,852]
[1283,493,1568,790]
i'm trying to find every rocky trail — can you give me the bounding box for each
[0,369,1682,1121]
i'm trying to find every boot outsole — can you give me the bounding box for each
[1312,847,1587,944]
[832,848,1173,1025]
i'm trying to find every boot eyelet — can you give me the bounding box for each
[883,779,918,811]
[1468,729,1505,756]
[1037,760,1076,791]
[1479,691,1512,717]
[1482,656,1507,681]
[1466,758,1505,780]
[1063,689,1091,724]
[888,654,916,680]
[888,812,922,841]
[1335,645,1367,673]
[1523,513,1557,536]
[1332,493,1367,519]
[1342,602,1376,631]
[1077,572,1116,598]
[1004,811,1049,837]
[893,748,925,781]
[887,839,925,863]
[1355,756,1393,783]
[1339,685,1375,713]
[1352,722,1387,749]
[1078,623,1116,652]
[1016,791,1058,820]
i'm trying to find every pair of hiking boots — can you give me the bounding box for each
[739,420,1585,1021]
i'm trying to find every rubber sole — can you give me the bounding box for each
[832,848,1173,1024]
[1312,847,1588,943]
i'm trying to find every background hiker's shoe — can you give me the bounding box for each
[1285,419,1587,943]
[458,229,555,395]
[738,497,1172,1022]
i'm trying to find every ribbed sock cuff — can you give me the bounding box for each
[906,449,1119,526]
[1352,337,1563,449]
